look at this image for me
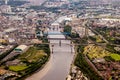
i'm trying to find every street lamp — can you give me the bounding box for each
[51,45,54,54]
[59,40,61,46]
[70,41,73,53]
[71,45,73,53]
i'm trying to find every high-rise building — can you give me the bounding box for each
[5,0,8,5]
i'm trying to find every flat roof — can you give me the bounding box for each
[47,31,65,39]
[15,45,28,51]
[4,28,18,33]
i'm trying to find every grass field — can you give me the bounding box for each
[9,65,28,72]
[19,47,47,62]
[6,44,50,80]
[74,46,103,80]
[110,54,120,61]
[9,46,48,72]
[83,45,111,59]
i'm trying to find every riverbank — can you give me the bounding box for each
[26,39,74,80]
[26,54,52,80]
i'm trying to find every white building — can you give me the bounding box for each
[9,16,23,21]
[4,28,18,34]
[15,45,28,52]
[0,5,11,13]
[51,22,60,31]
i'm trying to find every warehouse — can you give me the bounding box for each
[4,28,18,34]
[15,45,28,52]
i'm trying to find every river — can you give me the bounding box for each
[26,32,74,80]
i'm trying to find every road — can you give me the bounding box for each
[84,54,102,77]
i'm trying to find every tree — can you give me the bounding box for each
[64,25,72,35]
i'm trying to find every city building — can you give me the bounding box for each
[14,45,28,52]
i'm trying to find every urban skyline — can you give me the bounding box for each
[0,0,120,80]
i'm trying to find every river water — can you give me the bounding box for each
[41,40,74,80]
[26,33,74,80]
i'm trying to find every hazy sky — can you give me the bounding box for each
[28,0,46,5]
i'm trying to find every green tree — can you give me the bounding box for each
[64,25,72,34]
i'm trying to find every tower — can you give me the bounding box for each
[83,20,89,38]
[5,0,8,5]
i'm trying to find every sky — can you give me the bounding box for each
[28,0,46,5]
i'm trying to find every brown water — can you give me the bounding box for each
[26,40,74,80]
[41,40,74,80]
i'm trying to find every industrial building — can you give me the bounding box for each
[14,45,28,52]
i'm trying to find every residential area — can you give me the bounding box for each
[0,0,120,80]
